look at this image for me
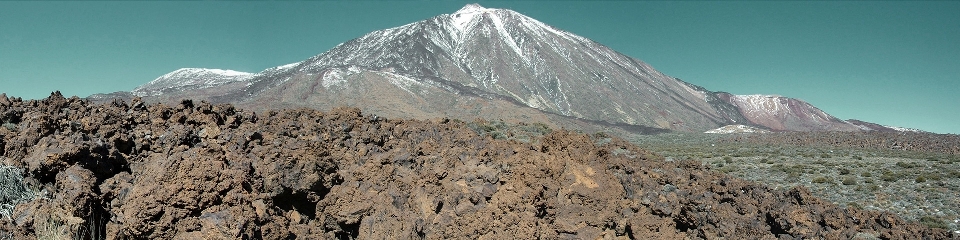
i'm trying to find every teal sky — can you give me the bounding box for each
[1,1,958,134]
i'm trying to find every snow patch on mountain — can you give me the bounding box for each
[705,125,771,134]
[731,95,785,115]
[319,66,363,90]
[883,125,925,133]
[133,68,254,97]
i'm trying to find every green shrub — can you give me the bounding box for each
[839,168,851,175]
[842,177,857,185]
[785,172,801,182]
[895,161,920,168]
[1,123,15,132]
[947,170,960,178]
[919,216,948,229]
[723,156,733,163]
[860,172,872,177]
[532,122,552,134]
[915,176,926,183]
[880,171,900,182]
[490,131,506,140]
[1,165,40,220]
[467,122,495,134]
[812,176,833,184]
[820,153,830,158]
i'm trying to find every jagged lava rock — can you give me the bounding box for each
[0,93,952,239]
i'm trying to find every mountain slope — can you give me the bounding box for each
[90,4,863,133]
[716,93,861,131]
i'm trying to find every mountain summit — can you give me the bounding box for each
[91,4,865,133]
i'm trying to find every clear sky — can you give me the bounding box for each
[1,1,957,134]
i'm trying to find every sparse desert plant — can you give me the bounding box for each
[0,165,40,220]
[852,155,863,160]
[812,176,833,184]
[785,172,801,183]
[842,176,857,185]
[1,122,15,132]
[490,131,506,140]
[896,161,920,168]
[847,202,863,210]
[880,174,897,182]
[839,168,851,175]
[948,170,960,178]
[915,176,926,183]
[861,172,872,177]
[880,171,901,182]
[919,216,948,229]
[35,215,72,240]
[920,173,942,181]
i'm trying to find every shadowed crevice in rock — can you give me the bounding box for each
[272,188,319,220]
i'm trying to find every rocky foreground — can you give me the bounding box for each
[0,93,953,239]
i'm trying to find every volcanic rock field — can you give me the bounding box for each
[0,93,953,239]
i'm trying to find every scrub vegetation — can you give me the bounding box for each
[629,132,960,232]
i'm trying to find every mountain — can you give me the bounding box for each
[89,4,864,133]
[714,93,862,132]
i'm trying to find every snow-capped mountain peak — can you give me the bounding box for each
[450,4,491,31]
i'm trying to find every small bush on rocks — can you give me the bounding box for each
[812,176,833,184]
[842,177,857,185]
[0,165,40,220]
